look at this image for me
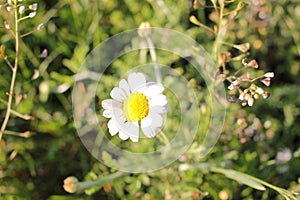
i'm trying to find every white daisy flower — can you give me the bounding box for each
[101,72,169,142]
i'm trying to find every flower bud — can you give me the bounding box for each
[28,11,36,18]
[247,60,258,68]
[228,84,234,90]
[63,176,79,193]
[264,72,274,78]
[6,6,13,12]
[261,77,271,86]
[29,3,38,11]
[262,91,270,99]
[256,87,264,95]
[138,22,152,37]
[4,21,10,29]
[19,5,25,14]
[248,98,254,106]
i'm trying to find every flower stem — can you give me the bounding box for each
[0,5,20,142]
[159,130,170,145]
[146,37,162,84]
[212,0,225,65]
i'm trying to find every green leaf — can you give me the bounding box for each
[211,167,266,191]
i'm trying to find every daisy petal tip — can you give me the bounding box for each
[130,137,139,142]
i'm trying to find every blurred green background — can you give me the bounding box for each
[0,0,299,199]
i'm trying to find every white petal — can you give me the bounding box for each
[128,72,146,92]
[107,119,119,136]
[141,113,164,128]
[149,95,168,107]
[142,83,164,98]
[119,131,129,140]
[110,87,126,102]
[101,99,121,110]
[119,79,130,96]
[142,126,157,138]
[141,115,152,128]
[149,105,169,114]
[130,136,139,142]
[103,110,113,118]
[149,113,164,127]
[119,121,139,139]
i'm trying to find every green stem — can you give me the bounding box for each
[159,130,170,145]
[212,1,225,65]
[0,4,20,141]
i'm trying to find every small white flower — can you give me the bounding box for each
[28,11,36,18]
[19,5,25,14]
[102,72,169,142]
[248,98,254,106]
[29,3,38,11]
[264,72,274,78]
[232,79,239,86]
[6,6,13,12]
[228,84,234,90]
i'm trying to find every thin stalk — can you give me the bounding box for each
[146,37,162,84]
[212,1,225,65]
[0,6,20,141]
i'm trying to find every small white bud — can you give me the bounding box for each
[238,93,245,101]
[37,23,44,30]
[19,5,25,14]
[138,22,152,37]
[179,164,190,171]
[264,72,274,78]
[28,12,36,18]
[256,87,264,95]
[29,3,38,11]
[7,0,13,5]
[248,98,254,106]
[228,84,234,90]
[6,6,13,12]
[232,79,240,86]
[4,21,10,29]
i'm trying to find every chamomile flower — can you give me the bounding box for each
[102,72,169,142]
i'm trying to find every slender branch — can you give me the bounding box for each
[212,1,225,64]
[146,37,162,84]
[0,5,20,141]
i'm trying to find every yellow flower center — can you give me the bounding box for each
[122,93,149,122]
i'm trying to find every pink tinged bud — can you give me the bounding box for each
[262,91,270,99]
[239,93,245,101]
[242,58,248,66]
[4,21,10,29]
[261,77,271,86]
[228,84,234,90]
[264,72,274,78]
[244,93,251,101]
[232,80,239,86]
[248,60,258,68]
[240,72,250,80]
